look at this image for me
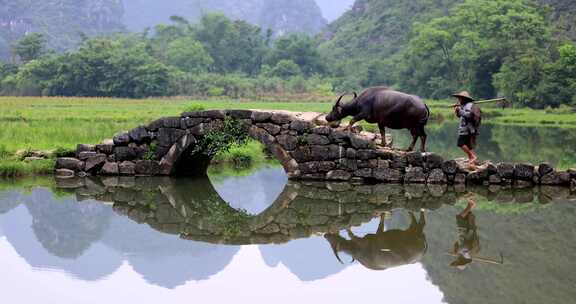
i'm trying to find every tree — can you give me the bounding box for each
[268,34,325,76]
[12,33,46,63]
[166,37,214,73]
[269,60,302,79]
[196,13,267,75]
[398,0,552,100]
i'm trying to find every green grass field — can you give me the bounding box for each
[0,96,575,177]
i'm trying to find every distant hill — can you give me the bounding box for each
[315,0,355,21]
[123,0,327,36]
[0,0,125,60]
[319,0,576,88]
[0,0,327,62]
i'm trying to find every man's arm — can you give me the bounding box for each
[458,104,474,119]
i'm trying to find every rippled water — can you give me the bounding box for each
[1,164,575,304]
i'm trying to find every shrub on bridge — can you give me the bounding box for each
[193,116,249,158]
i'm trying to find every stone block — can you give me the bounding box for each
[541,171,571,186]
[251,111,272,122]
[290,146,312,162]
[350,135,373,149]
[454,173,467,184]
[113,132,131,146]
[326,170,352,181]
[96,144,114,155]
[406,152,424,167]
[346,148,357,159]
[56,158,84,171]
[129,126,151,143]
[101,162,119,175]
[357,149,376,160]
[135,160,161,176]
[405,167,426,184]
[354,168,373,178]
[337,158,358,171]
[311,145,331,160]
[467,168,489,184]
[276,134,298,151]
[78,151,98,160]
[226,110,253,119]
[75,144,95,158]
[55,169,75,178]
[568,168,576,179]
[157,128,186,147]
[119,161,136,175]
[489,174,502,184]
[497,163,515,179]
[312,126,332,135]
[329,130,349,144]
[271,113,292,124]
[290,120,313,133]
[181,117,205,129]
[391,154,407,170]
[84,153,107,172]
[425,153,444,170]
[258,123,281,135]
[442,160,458,175]
[538,163,554,177]
[306,134,330,145]
[427,168,447,184]
[114,146,137,162]
[373,168,403,183]
[514,163,534,180]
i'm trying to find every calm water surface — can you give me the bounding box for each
[1,123,576,304]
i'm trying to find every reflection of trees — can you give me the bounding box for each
[422,201,576,304]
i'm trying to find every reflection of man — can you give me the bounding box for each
[449,194,504,270]
[450,195,479,270]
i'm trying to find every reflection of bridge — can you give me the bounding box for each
[55,110,576,187]
[1,177,575,296]
[56,176,575,245]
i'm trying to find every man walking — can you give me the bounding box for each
[453,91,480,169]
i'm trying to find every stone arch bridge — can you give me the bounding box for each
[55,109,576,188]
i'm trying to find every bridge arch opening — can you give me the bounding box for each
[159,113,299,178]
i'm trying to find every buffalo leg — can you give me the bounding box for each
[419,125,427,152]
[378,123,388,147]
[407,129,419,152]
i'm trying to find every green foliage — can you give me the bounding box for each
[193,116,249,158]
[399,0,551,100]
[4,36,171,98]
[267,34,325,76]
[196,13,267,75]
[53,147,75,158]
[269,60,302,79]
[11,33,46,63]
[166,37,214,73]
[143,143,157,161]
[184,104,206,112]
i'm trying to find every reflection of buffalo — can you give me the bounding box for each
[324,211,427,270]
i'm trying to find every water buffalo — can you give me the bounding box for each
[325,87,430,152]
[324,211,427,271]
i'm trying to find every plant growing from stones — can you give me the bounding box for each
[297,136,308,146]
[193,116,249,158]
[143,142,158,161]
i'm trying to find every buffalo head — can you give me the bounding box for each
[325,92,357,127]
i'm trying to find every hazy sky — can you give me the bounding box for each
[315,0,356,21]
